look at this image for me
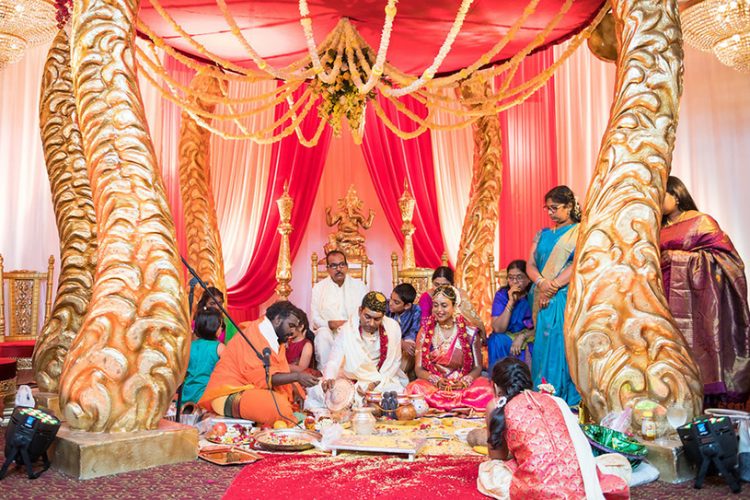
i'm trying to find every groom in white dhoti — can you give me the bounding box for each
[305,292,407,409]
[310,250,368,368]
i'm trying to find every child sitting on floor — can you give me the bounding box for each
[286,308,318,375]
[183,309,225,404]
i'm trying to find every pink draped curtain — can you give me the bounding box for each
[498,49,559,267]
[227,86,332,321]
[362,95,446,268]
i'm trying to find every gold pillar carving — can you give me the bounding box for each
[33,29,98,393]
[565,0,703,426]
[178,73,227,304]
[275,182,294,300]
[455,80,503,328]
[59,0,191,432]
[398,181,417,270]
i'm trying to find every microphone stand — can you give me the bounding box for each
[176,276,200,423]
[179,257,296,425]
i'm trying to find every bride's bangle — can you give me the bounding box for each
[535,276,546,285]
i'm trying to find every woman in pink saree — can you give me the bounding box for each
[407,286,493,411]
[660,176,750,405]
[477,358,630,499]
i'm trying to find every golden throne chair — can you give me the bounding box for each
[311,251,369,287]
[0,255,55,384]
[390,252,449,300]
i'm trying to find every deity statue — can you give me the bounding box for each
[325,185,375,260]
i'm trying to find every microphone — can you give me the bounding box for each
[188,276,200,312]
[262,347,271,368]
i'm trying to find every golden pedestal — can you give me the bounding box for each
[52,419,198,479]
[33,391,62,419]
[639,438,695,483]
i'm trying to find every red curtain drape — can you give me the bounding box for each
[227,86,332,321]
[361,95,447,268]
[498,48,559,267]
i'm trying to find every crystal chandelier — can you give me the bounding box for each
[681,0,750,73]
[0,0,57,70]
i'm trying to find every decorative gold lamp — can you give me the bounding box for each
[681,0,750,72]
[275,181,294,300]
[0,0,57,70]
[398,180,417,270]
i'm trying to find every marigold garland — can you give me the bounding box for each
[130,0,605,144]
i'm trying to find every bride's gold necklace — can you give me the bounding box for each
[436,322,455,345]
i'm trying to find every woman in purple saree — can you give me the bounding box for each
[661,176,750,405]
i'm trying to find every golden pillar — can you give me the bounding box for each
[275,182,294,300]
[178,73,227,304]
[33,29,98,394]
[398,181,417,269]
[565,0,703,425]
[59,0,191,431]
[455,80,503,328]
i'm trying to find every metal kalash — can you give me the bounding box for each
[0,407,60,480]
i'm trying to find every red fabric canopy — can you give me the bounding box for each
[138,0,604,75]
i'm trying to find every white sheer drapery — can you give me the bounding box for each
[209,81,275,286]
[554,42,750,263]
[430,88,474,266]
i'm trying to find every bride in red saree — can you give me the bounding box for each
[661,176,750,405]
[406,285,493,411]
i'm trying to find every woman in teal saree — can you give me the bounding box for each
[527,186,581,407]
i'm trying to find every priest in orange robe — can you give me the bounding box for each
[199,301,319,425]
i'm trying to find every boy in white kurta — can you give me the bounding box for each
[305,292,407,409]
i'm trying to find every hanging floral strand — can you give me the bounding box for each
[55,0,73,28]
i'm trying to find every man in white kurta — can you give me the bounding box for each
[305,292,407,409]
[311,250,368,368]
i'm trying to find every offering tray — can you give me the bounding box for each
[254,428,321,452]
[327,434,426,461]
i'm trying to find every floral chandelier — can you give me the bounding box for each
[681,0,750,73]
[0,0,57,70]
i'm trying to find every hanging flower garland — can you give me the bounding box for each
[55,0,73,28]
[309,47,377,137]
[420,314,473,378]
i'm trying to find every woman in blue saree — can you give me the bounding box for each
[527,186,581,407]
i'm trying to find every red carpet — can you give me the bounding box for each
[222,454,487,500]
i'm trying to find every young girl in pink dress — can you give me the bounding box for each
[478,358,630,499]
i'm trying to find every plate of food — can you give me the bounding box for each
[199,446,263,466]
[254,428,321,452]
[206,421,255,445]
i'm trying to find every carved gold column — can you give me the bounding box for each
[275,182,294,300]
[398,181,417,269]
[178,73,227,304]
[455,79,503,328]
[59,0,191,432]
[565,0,703,426]
[33,28,98,394]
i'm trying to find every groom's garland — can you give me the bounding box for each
[421,314,472,378]
[377,325,388,370]
[362,324,389,371]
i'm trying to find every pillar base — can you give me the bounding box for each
[52,419,198,479]
[639,438,695,483]
[33,391,61,419]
